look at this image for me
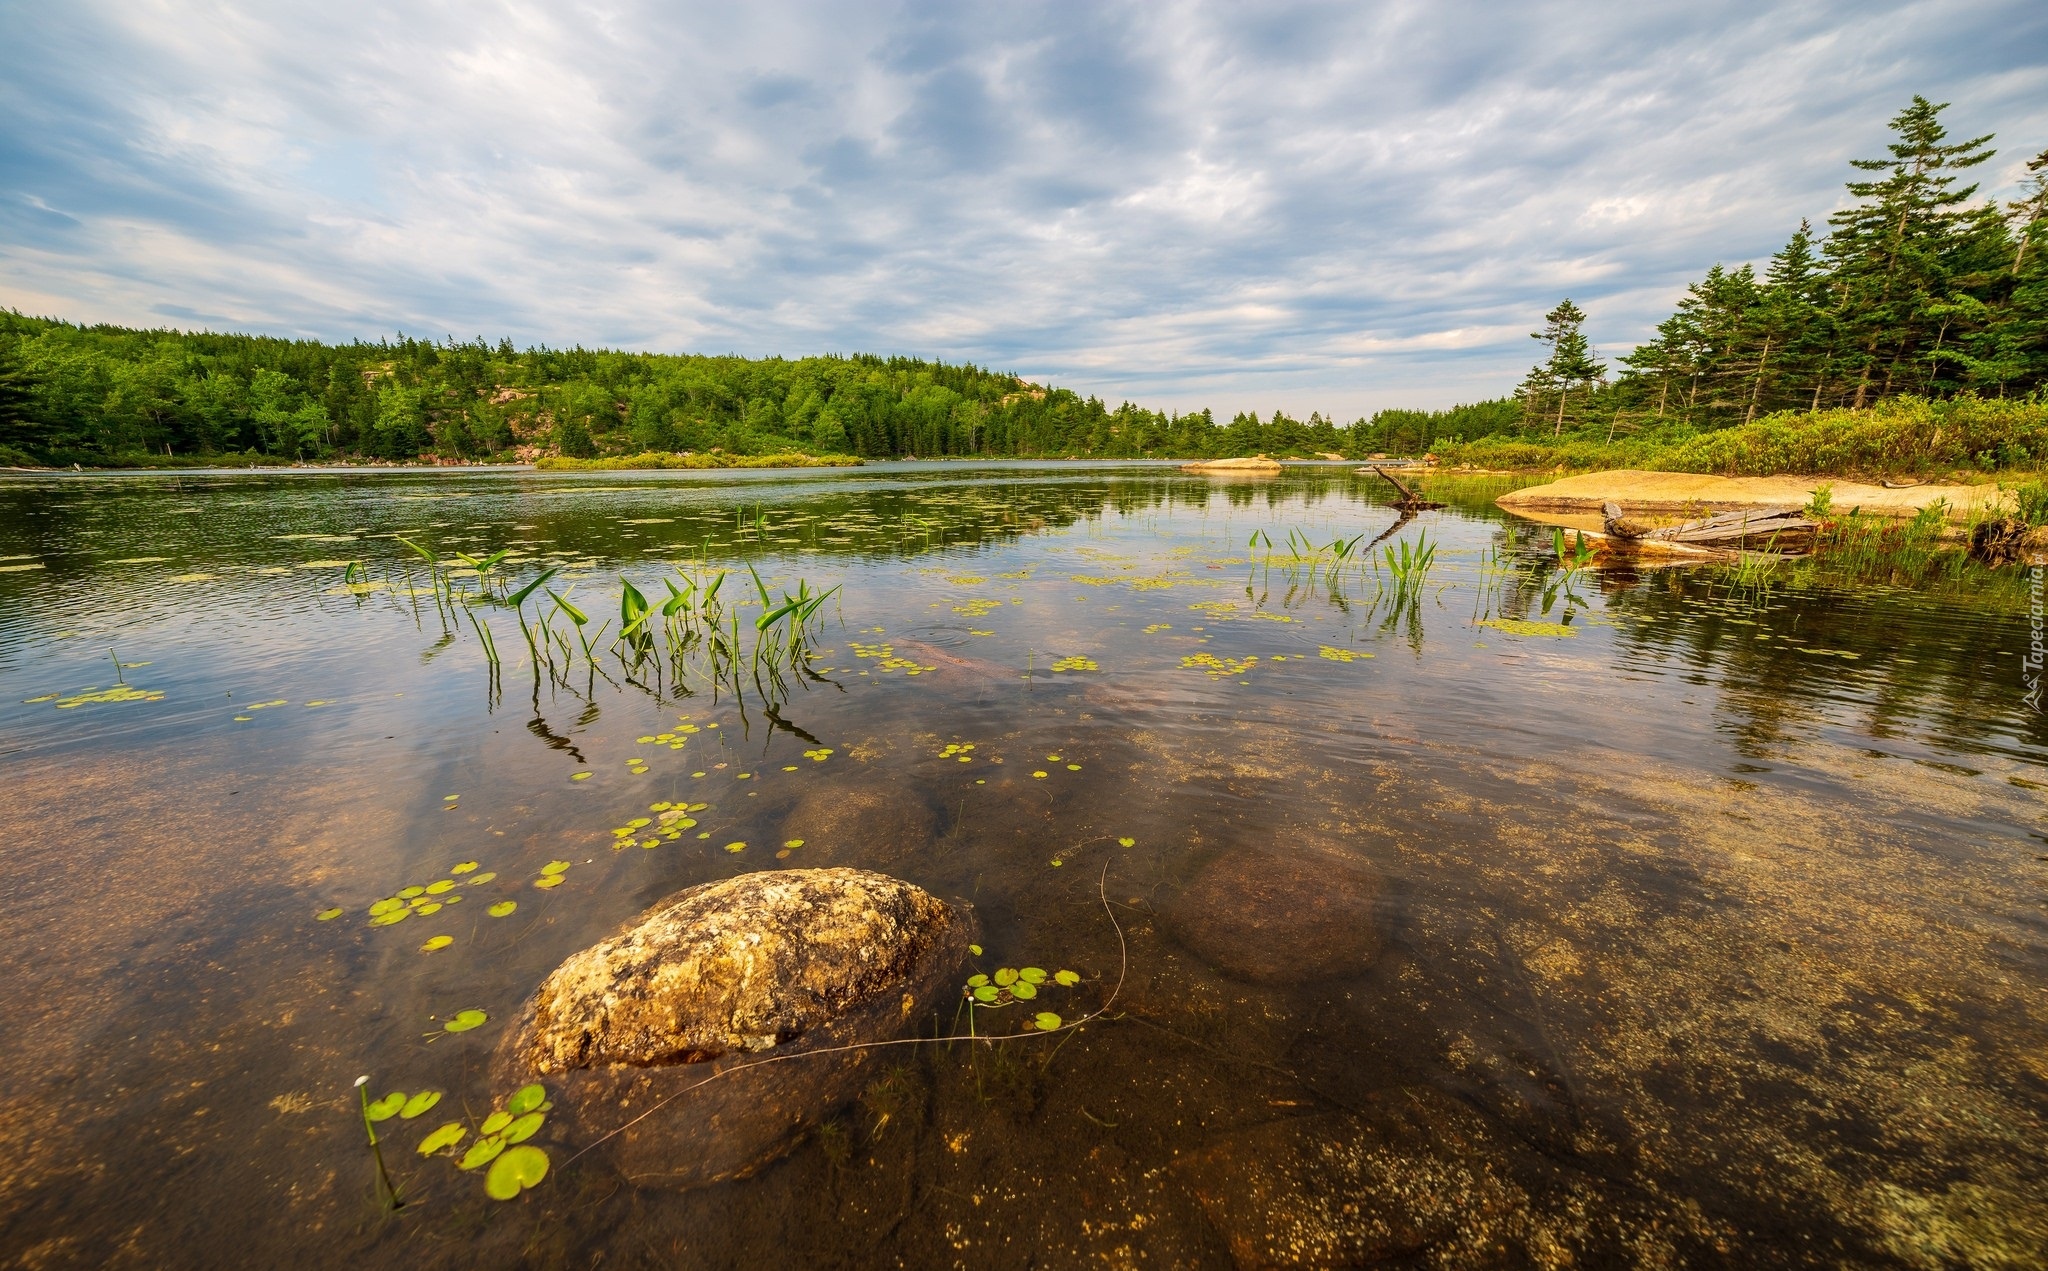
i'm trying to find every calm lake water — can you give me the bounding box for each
[1,461,2044,1268]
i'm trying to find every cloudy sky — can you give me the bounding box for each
[2,1,2045,419]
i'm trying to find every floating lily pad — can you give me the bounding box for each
[966,973,989,988]
[459,1136,505,1170]
[368,898,403,917]
[485,1145,549,1201]
[400,1090,442,1119]
[365,1092,406,1122]
[417,1121,466,1155]
[1011,980,1038,1000]
[1117,837,1135,848]
[443,1009,488,1033]
[369,909,411,927]
[968,944,983,956]
[540,860,571,875]
[973,984,999,1003]
[1054,969,1080,987]
[533,875,563,890]
[450,861,479,874]
[416,901,443,916]
[315,907,343,921]
[488,901,518,918]
[993,967,1018,987]
[467,872,497,885]
[501,1111,545,1144]
[420,935,453,952]
[506,1083,547,1116]
[1019,967,1048,984]
[398,886,425,899]
[481,1110,513,1135]
[424,879,455,894]
[1034,1012,1063,1030]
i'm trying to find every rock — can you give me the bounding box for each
[1181,455,1284,475]
[779,783,940,871]
[1162,841,1385,983]
[495,867,972,1188]
[1172,1087,1524,1269]
[1969,517,2048,567]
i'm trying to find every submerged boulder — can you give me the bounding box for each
[1163,841,1385,983]
[779,784,940,872]
[496,867,971,1188]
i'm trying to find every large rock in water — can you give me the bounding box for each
[494,867,972,1189]
[1162,841,1385,983]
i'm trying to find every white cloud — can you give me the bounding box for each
[0,0,2043,419]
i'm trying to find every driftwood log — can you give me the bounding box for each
[1367,466,1444,511]
[1600,501,1817,548]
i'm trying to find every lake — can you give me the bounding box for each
[1,461,2043,1268]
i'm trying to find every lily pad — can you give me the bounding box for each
[424,879,455,895]
[368,898,403,917]
[315,907,343,921]
[488,900,518,918]
[400,1090,442,1119]
[973,984,1000,1003]
[484,1145,549,1201]
[501,1111,545,1144]
[443,1009,488,1034]
[481,1110,513,1135]
[993,968,1018,987]
[533,875,563,890]
[1034,1012,1063,1030]
[459,1136,505,1170]
[540,860,571,875]
[506,1083,547,1116]
[1054,969,1081,987]
[417,1121,466,1155]
[1011,980,1038,1000]
[450,861,479,874]
[1019,967,1048,984]
[398,886,425,899]
[420,935,453,952]
[966,973,989,988]
[365,1092,405,1122]
[369,909,411,927]
[467,872,497,885]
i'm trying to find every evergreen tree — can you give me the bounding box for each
[1522,299,1604,436]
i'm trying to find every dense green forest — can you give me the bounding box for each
[1,96,2040,473]
[0,313,1359,467]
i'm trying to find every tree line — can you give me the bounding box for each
[0,315,1381,466]
[1517,96,2048,445]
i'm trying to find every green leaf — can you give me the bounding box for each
[506,1084,547,1116]
[458,1136,504,1170]
[540,860,571,876]
[481,1110,513,1136]
[993,967,1018,987]
[1034,1012,1063,1031]
[399,1090,442,1119]
[973,984,999,1003]
[504,567,559,608]
[420,935,453,952]
[1054,970,1080,987]
[965,974,988,988]
[488,900,518,918]
[547,589,588,626]
[368,898,403,916]
[417,1121,466,1155]
[1019,967,1047,984]
[967,943,983,956]
[365,1092,405,1122]
[315,907,343,921]
[484,1145,549,1201]
[1010,980,1038,1000]
[501,1111,545,1144]
[443,1009,488,1034]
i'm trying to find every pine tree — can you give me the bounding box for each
[1523,299,1604,436]
[1825,96,1996,407]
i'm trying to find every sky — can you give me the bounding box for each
[2,1,2046,421]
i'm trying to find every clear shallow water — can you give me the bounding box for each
[1,462,2044,1268]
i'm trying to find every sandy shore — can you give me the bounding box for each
[1496,470,2011,520]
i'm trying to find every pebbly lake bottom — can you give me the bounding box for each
[0,462,2044,1268]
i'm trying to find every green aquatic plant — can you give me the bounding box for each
[414,1081,554,1202]
[354,1075,404,1211]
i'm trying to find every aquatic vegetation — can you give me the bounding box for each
[1478,617,1579,637]
[1182,652,1258,678]
[1049,655,1098,672]
[415,1082,554,1203]
[33,684,168,708]
[962,962,1085,1031]
[441,1009,488,1034]
[354,1075,403,1211]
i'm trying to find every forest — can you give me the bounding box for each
[0,97,2040,472]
